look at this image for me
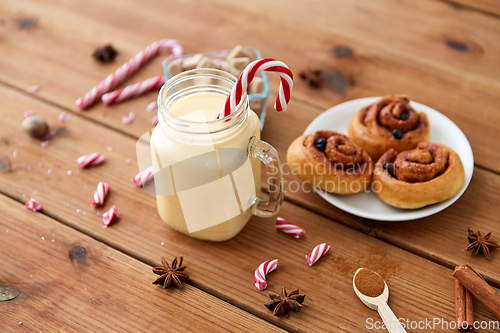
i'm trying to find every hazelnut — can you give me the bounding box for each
[22,115,48,139]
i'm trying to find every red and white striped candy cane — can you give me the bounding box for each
[217,58,293,119]
[25,199,42,212]
[254,259,278,291]
[102,75,165,106]
[91,182,109,206]
[305,243,330,266]
[75,39,183,110]
[103,205,119,227]
[275,217,305,239]
[132,166,154,187]
[77,152,105,168]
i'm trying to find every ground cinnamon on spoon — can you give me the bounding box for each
[355,269,385,297]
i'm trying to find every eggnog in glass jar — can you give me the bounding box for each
[150,69,283,241]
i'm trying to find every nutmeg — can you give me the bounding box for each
[22,115,48,139]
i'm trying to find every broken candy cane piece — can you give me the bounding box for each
[305,243,330,266]
[102,205,119,227]
[132,166,154,187]
[254,259,278,291]
[59,112,69,123]
[25,199,42,212]
[275,217,305,239]
[122,112,135,124]
[91,182,109,206]
[77,153,105,168]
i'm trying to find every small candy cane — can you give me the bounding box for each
[91,182,109,206]
[102,75,165,106]
[76,39,183,110]
[103,205,119,227]
[77,153,105,168]
[25,199,42,212]
[254,259,278,291]
[132,166,154,187]
[59,112,69,123]
[305,243,330,266]
[218,58,293,119]
[275,217,305,239]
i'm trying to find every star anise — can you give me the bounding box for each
[93,44,118,63]
[466,227,499,260]
[299,67,323,88]
[152,257,189,288]
[264,287,306,317]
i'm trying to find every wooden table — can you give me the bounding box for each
[1,0,500,331]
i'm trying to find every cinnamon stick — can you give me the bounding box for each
[454,264,500,320]
[465,290,474,329]
[454,276,474,332]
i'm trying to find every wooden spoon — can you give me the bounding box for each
[353,268,407,333]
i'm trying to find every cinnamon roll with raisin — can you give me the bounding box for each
[373,142,465,209]
[287,131,373,194]
[348,95,430,161]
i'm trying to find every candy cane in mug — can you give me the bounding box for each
[75,39,183,110]
[275,217,305,239]
[91,182,109,206]
[254,259,278,291]
[217,58,293,119]
[305,243,330,266]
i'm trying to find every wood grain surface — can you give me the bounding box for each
[0,81,499,331]
[1,0,500,331]
[0,0,500,172]
[0,195,285,333]
[1,81,499,286]
[446,0,500,16]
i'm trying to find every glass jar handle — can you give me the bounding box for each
[248,136,284,218]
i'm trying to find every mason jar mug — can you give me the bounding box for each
[150,69,284,241]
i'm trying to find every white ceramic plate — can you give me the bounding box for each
[304,97,474,221]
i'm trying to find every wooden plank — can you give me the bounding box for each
[0,195,285,333]
[2,81,500,286]
[0,0,500,172]
[1,77,499,331]
[446,0,500,16]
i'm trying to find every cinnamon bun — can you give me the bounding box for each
[348,95,430,161]
[373,142,465,209]
[287,131,373,194]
